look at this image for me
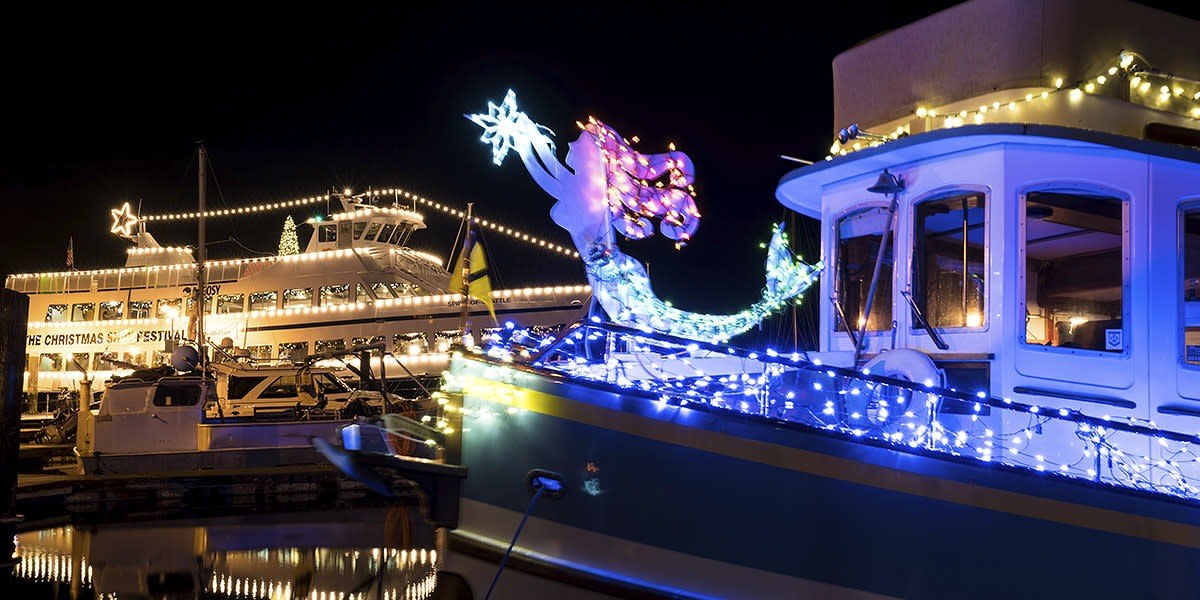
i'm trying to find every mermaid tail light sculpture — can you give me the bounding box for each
[468,89,822,343]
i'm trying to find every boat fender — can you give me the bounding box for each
[862,348,945,388]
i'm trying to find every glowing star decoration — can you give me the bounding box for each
[110,202,139,237]
[465,89,556,166]
[469,89,823,342]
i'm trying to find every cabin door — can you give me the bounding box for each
[141,382,204,451]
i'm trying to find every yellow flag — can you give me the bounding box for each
[449,232,497,324]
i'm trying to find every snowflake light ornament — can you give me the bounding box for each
[466,89,555,166]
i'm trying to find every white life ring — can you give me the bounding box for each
[862,348,945,388]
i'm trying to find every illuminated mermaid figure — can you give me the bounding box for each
[468,90,821,343]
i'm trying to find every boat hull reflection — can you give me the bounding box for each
[11,505,441,599]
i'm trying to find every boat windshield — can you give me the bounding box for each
[316,372,352,393]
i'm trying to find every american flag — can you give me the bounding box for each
[66,236,74,270]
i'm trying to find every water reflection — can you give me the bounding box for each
[9,504,441,599]
[5,503,626,599]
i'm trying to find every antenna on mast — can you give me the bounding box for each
[457,203,473,344]
[195,142,207,370]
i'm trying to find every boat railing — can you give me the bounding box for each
[465,319,1200,503]
[7,260,250,295]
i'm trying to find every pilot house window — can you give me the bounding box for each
[1022,190,1125,351]
[835,206,894,333]
[377,223,396,244]
[913,192,986,329]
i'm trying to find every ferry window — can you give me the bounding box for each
[246,345,272,360]
[1182,205,1200,365]
[913,192,986,329]
[153,383,202,407]
[1022,191,1125,351]
[320,284,350,306]
[39,353,62,371]
[45,304,67,323]
[319,224,337,243]
[279,341,308,362]
[71,303,95,322]
[157,298,183,319]
[835,206,894,333]
[353,221,367,239]
[352,335,385,348]
[228,376,268,400]
[249,291,277,311]
[435,330,463,352]
[370,282,395,299]
[283,288,313,309]
[355,283,372,303]
[395,332,428,355]
[363,222,382,241]
[129,301,152,319]
[69,353,89,373]
[260,375,299,398]
[94,352,117,370]
[315,338,346,355]
[376,224,396,244]
[99,301,123,321]
[216,294,244,314]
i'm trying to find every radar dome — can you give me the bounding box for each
[171,345,200,372]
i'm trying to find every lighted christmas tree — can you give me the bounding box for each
[278,215,300,255]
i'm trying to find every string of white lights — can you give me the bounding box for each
[454,322,1200,502]
[134,186,580,258]
[828,50,1200,158]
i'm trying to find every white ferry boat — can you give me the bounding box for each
[5,185,591,414]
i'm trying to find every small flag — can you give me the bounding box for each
[66,236,75,270]
[449,227,497,325]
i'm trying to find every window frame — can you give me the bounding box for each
[908,187,990,333]
[831,201,897,336]
[1018,186,1130,355]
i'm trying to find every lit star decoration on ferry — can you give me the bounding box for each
[110,202,139,237]
[465,89,556,166]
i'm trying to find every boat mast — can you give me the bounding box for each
[196,143,207,369]
[458,203,473,341]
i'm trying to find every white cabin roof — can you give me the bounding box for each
[831,0,1200,137]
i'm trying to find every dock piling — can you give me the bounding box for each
[0,289,29,519]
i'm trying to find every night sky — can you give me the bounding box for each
[4,2,1197,348]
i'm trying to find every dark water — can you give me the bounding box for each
[3,501,626,599]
